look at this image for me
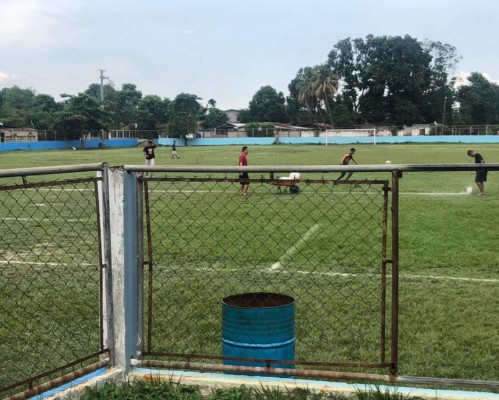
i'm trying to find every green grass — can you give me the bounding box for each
[0,143,498,395]
[80,380,424,400]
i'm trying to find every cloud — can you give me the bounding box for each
[183,29,195,34]
[0,0,83,45]
[454,71,471,87]
[0,70,19,84]
[0,0,49,44]
[481,72,499,85]
[455,71,499,87]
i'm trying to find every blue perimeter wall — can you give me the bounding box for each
[1,136,499,152]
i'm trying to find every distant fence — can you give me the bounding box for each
[2,129,499,152]
[2,135,499,153]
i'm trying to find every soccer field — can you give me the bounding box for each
[0,143,498,391]
[1,143,498,277]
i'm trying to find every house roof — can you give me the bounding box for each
[217,122,312,131]
[273,123,312,131]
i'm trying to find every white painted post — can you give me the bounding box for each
[103,168,141,373]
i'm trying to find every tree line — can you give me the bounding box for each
[1,34,499,138]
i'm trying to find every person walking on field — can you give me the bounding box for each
[467,149,487,195]
[172,140,180,159]
[239,146,250,197]
[337,147,358,180]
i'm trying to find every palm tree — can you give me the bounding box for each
[297,67,317,112]
[297,67,321,129]
[312,64,338,128]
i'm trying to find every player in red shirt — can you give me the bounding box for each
[239,146,249,197]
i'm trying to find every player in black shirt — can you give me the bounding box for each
[467,149,487,195]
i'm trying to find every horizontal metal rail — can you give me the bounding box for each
[0,163,106,178]
[397,375,499,390]
[0,176,101,191]
[131,359,394,384]
[139,176,388,186]
[123,163,499,173]
[4,359,110,400]
[1,349,110,395]
[141,351,388,370]
[132,360,499,391]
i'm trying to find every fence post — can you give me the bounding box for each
[105,167,141,374]
[390,170,400,376]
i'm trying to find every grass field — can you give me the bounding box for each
[0,143,498,393]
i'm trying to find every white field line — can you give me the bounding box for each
[1,259,497,284]
[0,260,95,267]
[269,224,320,271]
[1,217,91,223]
[24,188,89,191]
[402,191,472,196]
[185,266,499,284]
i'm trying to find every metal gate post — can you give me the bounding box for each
[390,170,400,375]
[106,167,141,373]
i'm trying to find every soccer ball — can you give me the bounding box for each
[385,160,391,164]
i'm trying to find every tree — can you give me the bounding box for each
[243,122,275,137]
[294,65,339,128]
[168,93,201,137]
[420,40,460,124]
[84,83,117,101]
[115,83,142,128]
[137,95,170,130]
[31,94,61,129]
[202,107,228,129]
[0,87,62,129]
[0,86,36,127]
[55,93,112,135]
[311,64,338,127]
[296,67,319,116]
[327,35,459,125]
[457,73,499,124]
[286,70,318,126]
[246,86,287,122]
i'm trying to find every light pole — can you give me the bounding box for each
[441,96,447,134]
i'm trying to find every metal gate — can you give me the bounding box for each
[140,172,398,377]
[0,164,109,399]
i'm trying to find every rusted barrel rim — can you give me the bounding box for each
[222,292,294,308]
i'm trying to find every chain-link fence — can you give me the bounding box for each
[0,166,108,399]
[2,163,498,397]
[140,174,395,374]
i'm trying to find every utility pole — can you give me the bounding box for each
[99,69,109,101]
[441,96,447,134]
[99,70,110,146]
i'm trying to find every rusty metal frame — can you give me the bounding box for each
[4,354,109,400]
[140,175,397,376]
[0,172,110,398]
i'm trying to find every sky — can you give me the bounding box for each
[1,0,498,110]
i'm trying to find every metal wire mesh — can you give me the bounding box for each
[142,175,391,370]
[0,176,104,397]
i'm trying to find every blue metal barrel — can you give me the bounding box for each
[222,292,295,370]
